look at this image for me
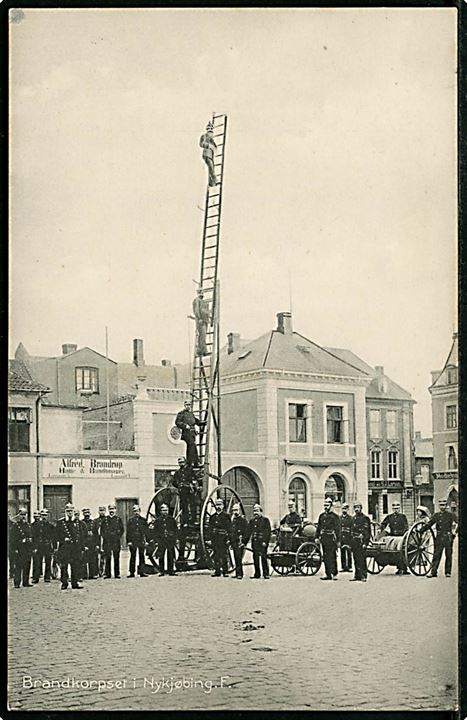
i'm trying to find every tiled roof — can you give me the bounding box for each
[327,348,412,401]
[220,331,369,379]
[8,360,50,393]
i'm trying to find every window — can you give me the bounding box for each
[75,367,99,394]
[8,485,31,520]
[289,403,307,443]
[447,446,457,470]
[327,405,343,443]
[386,410,397,439]
[446,367,458,385]
[8,407,32,452]
[388,449,398,479]
[289,476,307,516]
[371,449,381,479]
[369,410,381,438]
[446,405,457,430]
[420,464,430,485]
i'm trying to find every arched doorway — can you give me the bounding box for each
[222,466,260,519]
[324,473,346,512]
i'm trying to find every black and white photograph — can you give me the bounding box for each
[8,6,458,713]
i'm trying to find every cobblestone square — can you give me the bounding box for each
[8,554,457,712]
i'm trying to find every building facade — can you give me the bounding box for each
[429,332,458,507]
[8,360,140,530]
[413,432,434,515]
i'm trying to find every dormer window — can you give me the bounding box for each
[76,367,99,394]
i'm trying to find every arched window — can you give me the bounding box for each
[324,474,346,504]
[447,446,457,470]
[288,476,307,517]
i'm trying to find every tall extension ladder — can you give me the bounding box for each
[191,113,228,480]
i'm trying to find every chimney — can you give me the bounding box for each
[277,312,293,335]
[161,359,171,367]
[133,339,145,368]
[62,343,77,355]
[227,332,241,355]
[375,366,384,375]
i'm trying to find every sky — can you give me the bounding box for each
[10,8,457,436]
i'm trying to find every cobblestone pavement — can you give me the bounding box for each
[8,552,457,712]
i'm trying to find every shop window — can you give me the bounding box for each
[288,403,307,443]
[288,476,307,516]
[369,410,381,439]
[388,449,399,479]
[76,366,99,394]
[8,407,32,452]
[327,406,344,444]
[370,449,381,479]
[446,405,457,430]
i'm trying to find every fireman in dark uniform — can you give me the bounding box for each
[94,506,107,576]
[153,504,178,575]
[230,503,249,579]
[423,499,457,577]
[188,468,203,524]
[193,288,211,357]
[199,121,218,187]
[8,512,17,579]
[11,508,33,588]
[208,498,232,577]
[315,497,341,580]
[31,511,42,582]
[279,500,302,551]
[349,501,372,582]
[381,501,409,574]
[175,401,205,468]
[56,503,84,590]
[102,504,124,579]
[340,503,353,572]
[126,505,149,578]
[81,508,99,579]
[247,504,271,579]
[32,509,56,583]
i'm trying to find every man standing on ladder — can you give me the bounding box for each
[193,288,211,356]
[175,399,205,468]
[199,121,218,187]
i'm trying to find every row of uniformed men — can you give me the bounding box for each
[9,502,178,590]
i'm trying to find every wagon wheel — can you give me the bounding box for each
[295,541,322,576]
[145,488,182,569]
[366,555,384,574]
[402,521,435,576]
[269,543,294,575]
[200,484,246,572]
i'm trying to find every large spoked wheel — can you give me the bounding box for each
[200,484,246,572]
[145,488,181,570]
[366,555,384,574]
[402,521,435,576]
[270,544,295,575]
[295,541,322,576]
